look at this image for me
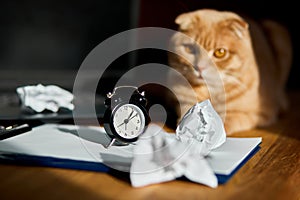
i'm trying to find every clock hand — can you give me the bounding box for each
[128,113,138,121]
[117,122,125,127]
[117,110,135,128]
[127,110,134,121]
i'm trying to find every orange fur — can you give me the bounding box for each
[167,9,292,134]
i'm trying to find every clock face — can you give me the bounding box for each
[112,104,146,139]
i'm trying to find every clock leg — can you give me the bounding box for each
[106,138,116,148]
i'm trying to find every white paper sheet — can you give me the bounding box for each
[207,137,262,175]
[0,124,261,175]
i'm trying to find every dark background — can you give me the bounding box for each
[0,0,299,93]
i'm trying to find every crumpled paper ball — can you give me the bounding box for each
[176,99,226,156]
[16,84,74,113]
[130,99,226,188]
[130,124,218,188]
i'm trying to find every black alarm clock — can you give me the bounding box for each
[103,86,150,147]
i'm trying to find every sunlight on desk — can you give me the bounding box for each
[0,92,299,200]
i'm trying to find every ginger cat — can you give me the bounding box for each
[167,9,292,135]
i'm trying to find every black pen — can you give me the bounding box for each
[0,124,32,140]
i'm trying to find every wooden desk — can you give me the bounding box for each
[0,92,299,200]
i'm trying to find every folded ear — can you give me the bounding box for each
[226,18,249,39]
[175,13,193,30]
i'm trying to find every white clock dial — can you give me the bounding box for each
[113,104,146,139]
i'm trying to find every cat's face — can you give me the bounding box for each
[168,9,254,87]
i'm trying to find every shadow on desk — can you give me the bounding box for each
[0,91,299,199]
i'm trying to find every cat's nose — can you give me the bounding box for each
[195,60,208,72]
[195,65,207,72]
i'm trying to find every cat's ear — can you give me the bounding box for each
[226,18,249,39]
[175,13,193,30]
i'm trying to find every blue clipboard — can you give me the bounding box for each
[0,124,261,184]
[0,152,110,173]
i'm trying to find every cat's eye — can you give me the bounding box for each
[183,44,197,54]
[213,48,227,59]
